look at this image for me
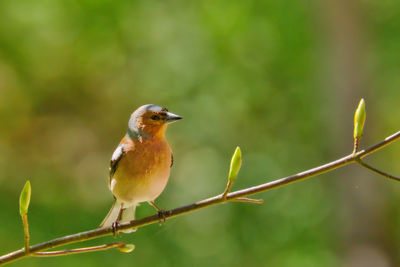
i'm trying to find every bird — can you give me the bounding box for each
[100,104,182,233]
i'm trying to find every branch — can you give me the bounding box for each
[356,159,400,182]
[1,130,400,266]
[33,242,130,257]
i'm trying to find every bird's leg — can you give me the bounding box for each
[148,201,169,224]
[111,221,120,237]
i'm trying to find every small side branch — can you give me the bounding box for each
[33,242,127,257]
[231,198,264,204]
[353,138,360,154]
[21,215,30,254]
[356,159,400,182]
[222,181,233,200]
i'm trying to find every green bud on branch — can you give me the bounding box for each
[354,98,366,140]
[228,146,242,183]
[117,244,135,253]
[19,181,31,216]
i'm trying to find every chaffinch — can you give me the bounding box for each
[100,104,182,233]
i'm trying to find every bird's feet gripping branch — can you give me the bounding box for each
[149,201,171,224]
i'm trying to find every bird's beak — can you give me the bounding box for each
[165,112,182,123]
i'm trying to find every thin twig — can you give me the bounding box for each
[1,130,400,266]
[222,181,233,200]
[33,242,126,257]
[356,159,400,182]
[21,215,30,254]
[353,137,360,154]
[231,198,264,204]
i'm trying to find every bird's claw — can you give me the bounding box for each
[112,221,120,236]
[157,210,170,225]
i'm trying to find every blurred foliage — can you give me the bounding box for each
[1,0,400,266]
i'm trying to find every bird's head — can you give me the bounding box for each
[128,104,182,138]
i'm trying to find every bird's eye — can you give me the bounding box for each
[151,115,160,121]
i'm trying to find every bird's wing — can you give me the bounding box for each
[109,143,126,184]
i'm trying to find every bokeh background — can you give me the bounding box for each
[1,0,400,266]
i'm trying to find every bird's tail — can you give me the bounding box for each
[100,199,137,233]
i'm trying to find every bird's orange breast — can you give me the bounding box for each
[110,136,172,204]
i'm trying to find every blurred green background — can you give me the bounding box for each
[1,0,400,266]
